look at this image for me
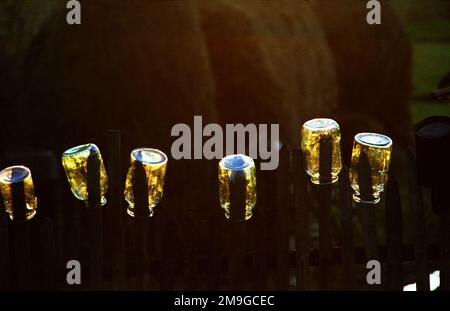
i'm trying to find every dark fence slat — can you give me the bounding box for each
[258,167,277,289]
[48,178,64,279]
[405,149,429,291]
[437,200,450,290]
[252,207,268,290]
[317,185,333,290]
[40,218,57,290]
[65,200,81,287]
[385,176,403,290]
[225,163,250,289]
[291,149,310,290]
[107,129,126,289]
[134,218,148,289]
[11,221,31,290]
[226,167,247,290]
[86,151,104,289]
[206,212,222,290]
[228,222,247,290]
[160,215,178,290]
[339,167,355,290]
[275,147,290,290]
[357,152,380,290]
[318,137,333,290]
[0,195,9,290]
[131,160,150,289]
[11,180,31,290]
[182,212,199,290]
[358,205,379,289]
[358,152,379,261]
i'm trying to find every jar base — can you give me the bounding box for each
[127,206,154,218]
[352,194,381,205]
[310,175,339,185]
[8,209,37,222]
[84,196,107,208]
[225,211,253,222]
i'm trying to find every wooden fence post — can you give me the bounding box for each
[107,129,126,289]
[182,211,199,290]
[11,180,31,289]
[228,222,247,290]
[275,146,290,290]
[406,148,429,291]
[206,209,221,290]
[317,137,333,290]
[252,199,268,290]
[292,148,310,290]
[160,214,181,290]
[228,169,248,290]
[339,166,355,290]
[86,150,104,289]
[385,176,403,290]
[436,191,450,290]
[0,194,9,290]
[356,152,380,290]
[40,218,57,290]
[132,160,150,289]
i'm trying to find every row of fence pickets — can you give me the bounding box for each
[0,129,449,291]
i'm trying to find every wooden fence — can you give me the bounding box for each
[0,129,448,291]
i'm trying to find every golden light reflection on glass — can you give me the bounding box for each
[124,148,168,217]
[349,133,393,204]
[301,118,342,184]
[62,143,108,206]
[218,154,256,221]
[0,165,37,221]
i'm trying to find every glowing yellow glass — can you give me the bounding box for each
[350,133,393,204]
[0,165,37,221]
[301,118,342,184]
[218,154,256,221]
[124,148,168,217]
[62,143,108,206]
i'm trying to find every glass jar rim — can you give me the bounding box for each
[131,148,168,165]
[63,143,98,157]
[355,132,392,148]
[219,154,254,171]
[0,165,31,183]
[303,118,339,131]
